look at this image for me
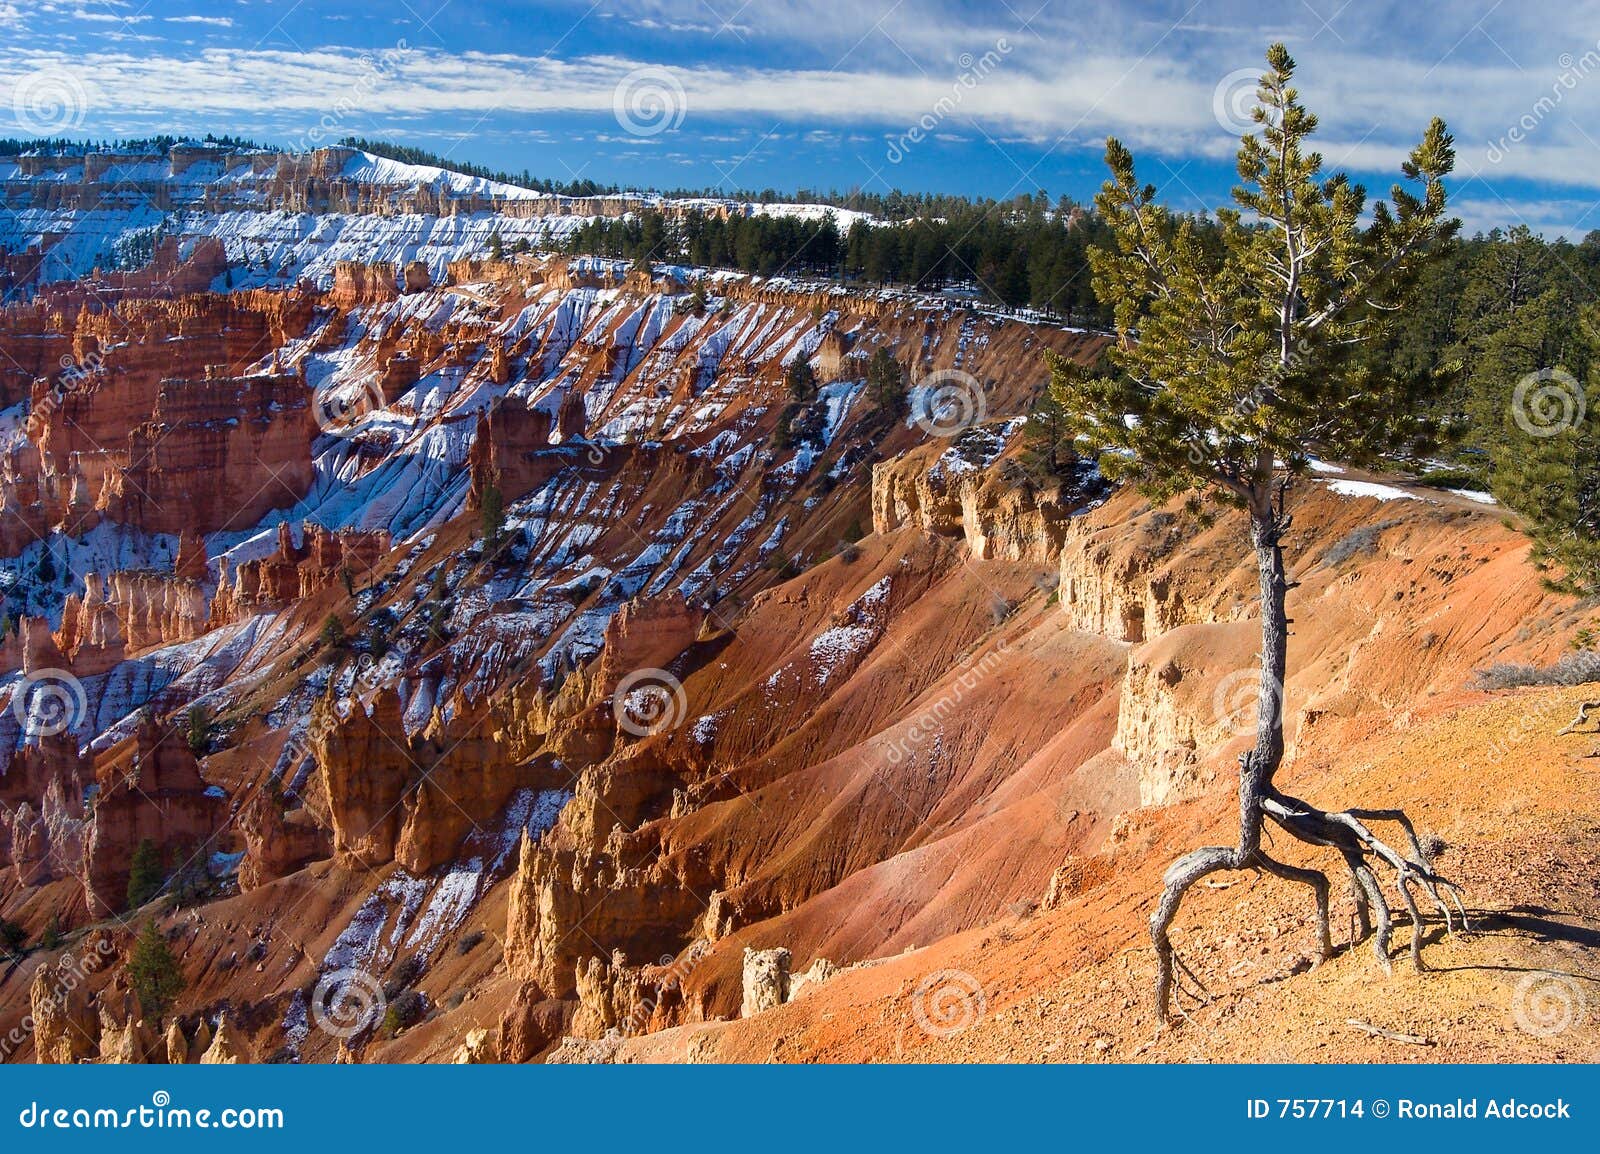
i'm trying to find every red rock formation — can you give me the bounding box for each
[309,689,546,874]
[238,790,330,891]
[54,574,127,676]
[465,395,585,508]
[79,715,227,917]
[102,366,315,537]
[329,261,399,308]
[210,522,389,625]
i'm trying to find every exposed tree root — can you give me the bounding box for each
[1152,789,1469,1025]
[1557,700,1600,735]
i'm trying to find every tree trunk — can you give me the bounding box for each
[1149,488,1466,1024]
[1240,502,1291,848]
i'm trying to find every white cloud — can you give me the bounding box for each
[3,0,1599,215]
[70,6,146,23]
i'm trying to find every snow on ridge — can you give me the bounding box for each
[1325,479,1419,503]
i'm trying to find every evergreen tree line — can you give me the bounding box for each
[561,198,1113,324]
[0,133,263,157]
[1386,225,1600,591]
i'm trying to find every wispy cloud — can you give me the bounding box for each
[3,39,1597,193]
[1,0,1596,234]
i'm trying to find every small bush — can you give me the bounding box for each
[0,918,27,957]
[456,930,486,956]
[383,954,425,1000]
[1473,650,1600,690]
[1417,466,1485,490]
[1320,519,1402,567]
[382,989,427,1036]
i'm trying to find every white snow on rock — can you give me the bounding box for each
[1325,479,1418,502]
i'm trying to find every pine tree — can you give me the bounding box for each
[1049,44,1465,1023]
[1491,313,1600,591]
[126,837,165,910]
[126,921,185,1019]
[785,356,818,404]
[185,704,214,755]
[0,918,25,958]
[319,613,347,651]
[866,348,906,417]
[480,482,507,553]
[487,230,504,260]
[1021,386,1076,478]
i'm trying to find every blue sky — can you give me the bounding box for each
[3,0,1599,236]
